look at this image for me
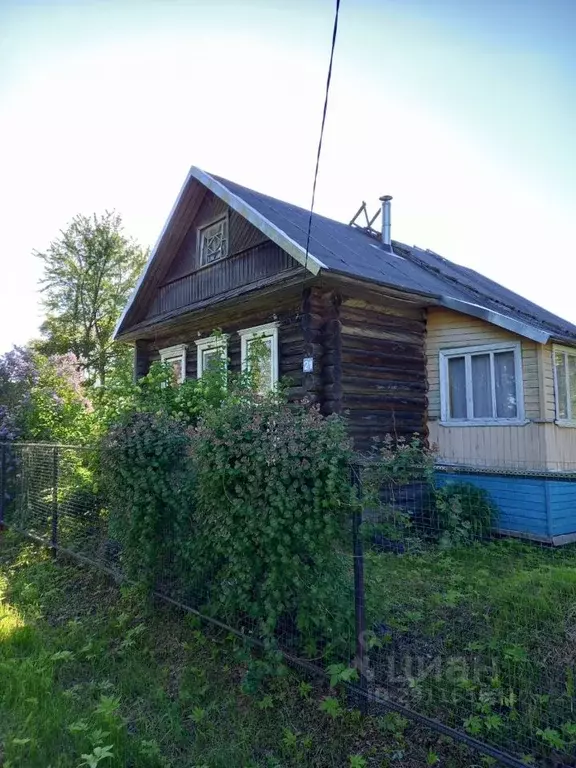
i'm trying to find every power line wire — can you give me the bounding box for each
[304,0,341,271]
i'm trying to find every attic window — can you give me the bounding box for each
[199,217,228,265]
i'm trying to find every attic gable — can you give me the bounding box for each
[143,190,300,323]
[115,168,322,337]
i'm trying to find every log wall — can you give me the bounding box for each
[338,294,428,452]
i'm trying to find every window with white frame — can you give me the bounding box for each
[553,346,576,423]
[199,217,228,265]
[439,343,523,424]
[159,344,187,384]
[239,322,279,393]
[195,334,228,378]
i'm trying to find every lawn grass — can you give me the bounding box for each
[0,531,487,768]
[365,538,576,762]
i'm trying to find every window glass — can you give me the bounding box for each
[555,351,568,420]
[200,219,228,264]
[247,336,273,392]
[569,354,576,420]
[448,356,467,419]
[166,358,183,383]
[494,351,517,419]
[471,354,492,418]
[202,348,221,373]
[443,345,521,423]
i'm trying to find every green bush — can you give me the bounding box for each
[433,481,497,546]
[94,356,227,433]
[189,395,355,651]
[100,411,194,584]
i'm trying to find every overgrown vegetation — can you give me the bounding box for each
[364,539,576,764]
[100,351,356,656]
[190,395,354,651]
[0,533,482,768]
[101,412,194,584]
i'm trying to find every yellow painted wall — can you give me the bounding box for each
[426,308,576,469]
[426,308,540,420]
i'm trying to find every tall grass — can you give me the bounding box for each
[0,533,483,768]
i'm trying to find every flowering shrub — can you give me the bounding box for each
[94,356,228,433]
[189,395,355,651]
[0,346,95,444]
[21,353,95,444]
[0,406,19,444]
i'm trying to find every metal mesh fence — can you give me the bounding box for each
[2,441,576,767]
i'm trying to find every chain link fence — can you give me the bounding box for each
[2,441,576,767]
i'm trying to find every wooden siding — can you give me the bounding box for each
[540,343,557,420]
[429,421,549,469]
[425,307,576,469]
[548,480,576,537]
[438,471,576,544]
[338,294,427,451]
[430,410,576,470]
[164,193,267,282]
[438,472,551,539]
[426,307,540,421]
[147,242,296,318]
[543,423,576,469]
[145,188,281,320]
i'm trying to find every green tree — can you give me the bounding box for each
[36,211,147,386]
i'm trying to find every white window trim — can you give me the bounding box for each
[159,343,187,383]
[198,214,228,266]
[552,344,576,427]
[239,322,279,390]
[195,334,228,378]
[439,342,525,426]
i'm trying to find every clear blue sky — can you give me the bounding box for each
[0,0,574,352]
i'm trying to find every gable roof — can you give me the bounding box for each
[116,166,576,346]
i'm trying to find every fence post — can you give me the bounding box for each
[351,463,368,713]
[0,442,6,530]
[51,446,59,555]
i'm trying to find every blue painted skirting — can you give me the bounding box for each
[436,469,576,545]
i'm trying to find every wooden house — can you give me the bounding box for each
[116,167,576,544]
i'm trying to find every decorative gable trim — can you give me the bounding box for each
[191,167,325,274]
[115,167,324,339]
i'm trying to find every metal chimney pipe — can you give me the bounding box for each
[379,195,393,246]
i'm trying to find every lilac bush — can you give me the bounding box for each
[0,346,95,444]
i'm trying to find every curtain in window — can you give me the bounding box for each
[555,352,568,419]
[471,354,492,418]
[494,351,517,418]
[448,356,466,418]
[569,355,576,419]
[168,358,183,382]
